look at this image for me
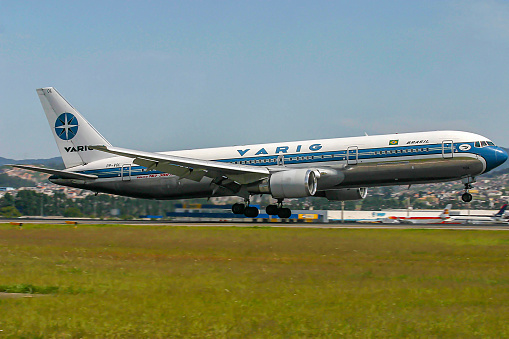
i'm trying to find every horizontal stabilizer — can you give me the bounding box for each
[10,164,97,180]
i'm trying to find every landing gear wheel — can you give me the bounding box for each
[266,205,279,215]
[462,192,473,203]
[244,206,259,218]
[232,203,245,214]
[278,208,292,219]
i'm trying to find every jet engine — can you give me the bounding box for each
[323,188,368,201]
[270,169,318,198]
[248,169,319,198]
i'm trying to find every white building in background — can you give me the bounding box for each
[0,187,14,192]
[328,208,505,223]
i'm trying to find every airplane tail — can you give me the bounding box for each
[494,204,508,217]
[37,87,112,168]
[440,204,453,219]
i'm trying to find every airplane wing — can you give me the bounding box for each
[10,164,98,180]
[90,145,270,185]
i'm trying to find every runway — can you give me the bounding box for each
[2,218,509,230]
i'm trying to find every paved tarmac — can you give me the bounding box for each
[1,218,509,230]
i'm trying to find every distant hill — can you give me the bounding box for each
[0,156,64,169]
[0,173,37,188]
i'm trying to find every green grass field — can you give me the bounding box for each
[0,224,508,338]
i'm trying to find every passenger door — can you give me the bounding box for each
[347,146,358,165]
[121,164,131,181]
[442,140,453,159]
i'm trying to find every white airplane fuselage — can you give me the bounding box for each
[51,130,507,200]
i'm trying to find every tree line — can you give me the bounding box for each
[0,190,176,219]
[0,186,499,219]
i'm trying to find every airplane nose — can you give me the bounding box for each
[497,147,509,166]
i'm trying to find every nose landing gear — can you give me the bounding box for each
[462,186,473,203]
[461,177,475,202]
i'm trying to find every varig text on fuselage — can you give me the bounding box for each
[237,144,323,157]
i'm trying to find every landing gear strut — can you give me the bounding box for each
[265,199,292,219]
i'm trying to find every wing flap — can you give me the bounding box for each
[133,158,207,182]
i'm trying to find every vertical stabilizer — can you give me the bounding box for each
[440,204,453,219]
[37,87,112,168]
[495,204,508,217]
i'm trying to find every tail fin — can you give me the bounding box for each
[440,204,452,219]
[494,204,508,217]
[37,87,112,168]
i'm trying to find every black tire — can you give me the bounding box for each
[278,208,292,219]
[232,203,245,214]
[244,206,259,218]
[462,192,473,203]
[265,205,279,215]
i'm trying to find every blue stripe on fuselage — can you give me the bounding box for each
[52,141,498,180]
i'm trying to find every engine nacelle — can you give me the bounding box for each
[269,169,318,198]
[324,188,368,201]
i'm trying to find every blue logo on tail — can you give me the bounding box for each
[55,113,78,140]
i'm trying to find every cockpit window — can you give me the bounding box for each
[475,141,495,147]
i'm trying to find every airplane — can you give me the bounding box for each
[12,87,508,218]
[448,203,509,224]
[385,204,461,224]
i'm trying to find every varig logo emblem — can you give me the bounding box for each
[55,113,78,140]
[459,144,471,151]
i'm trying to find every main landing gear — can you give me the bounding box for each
[232,201,259,218]
[265,199,292,219]
[231,199,293,219]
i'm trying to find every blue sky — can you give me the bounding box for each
[1,0,509,159]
